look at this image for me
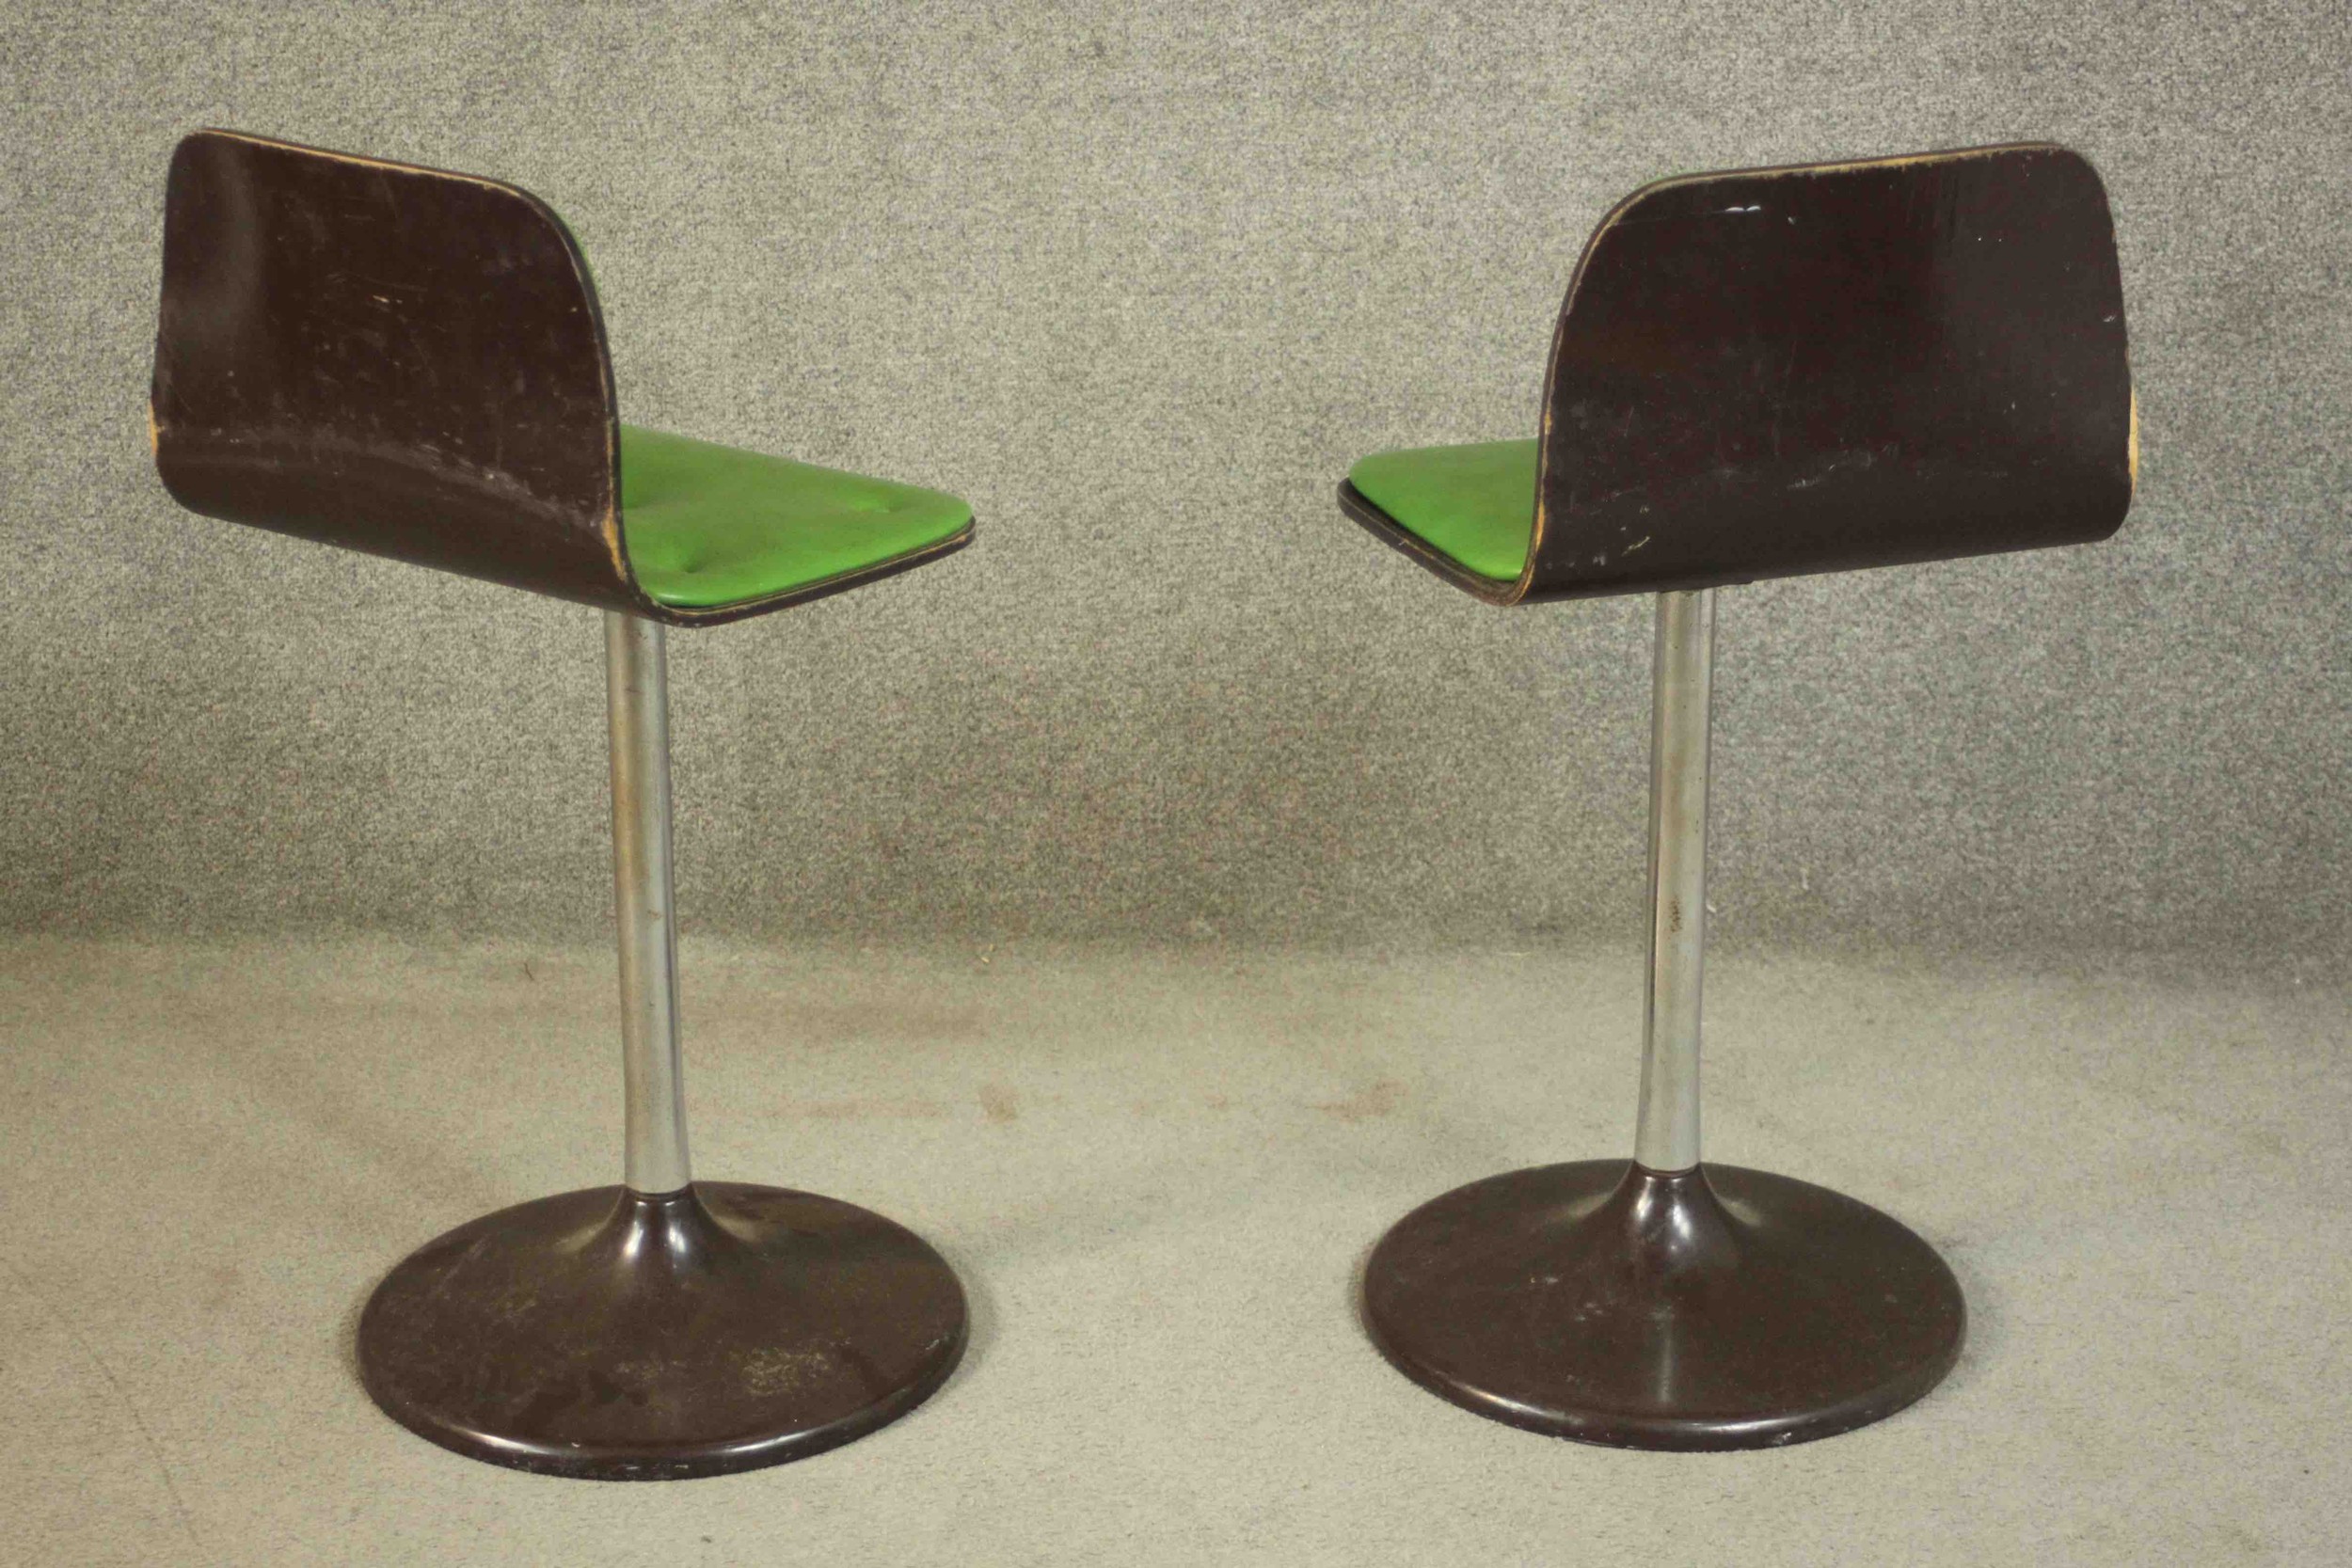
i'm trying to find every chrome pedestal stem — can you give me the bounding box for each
[605,610,691,1196]
[1632,589,1716,1175]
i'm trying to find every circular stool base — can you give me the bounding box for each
[358,1182,966,1479]
[1363,1160,1963,1450]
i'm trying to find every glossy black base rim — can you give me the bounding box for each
[358,1181,967,1480]
[1362,1160,1964,1451]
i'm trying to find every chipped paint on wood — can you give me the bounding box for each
[150,129,973,628]
[1343,143,2135,607]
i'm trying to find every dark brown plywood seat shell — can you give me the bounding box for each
[1342,144,2136,602]
[150,129,970,625]
[151,131,635,610]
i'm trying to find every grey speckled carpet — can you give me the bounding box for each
[3,938,2347,1565]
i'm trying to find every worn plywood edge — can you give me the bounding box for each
[1623,141,2059,201]
[2128,388,2140,493]
[183,126,532,202]
[600,503,638,601]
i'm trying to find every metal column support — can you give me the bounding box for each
[606,610,691,1196]
[1632,588,1715,1174]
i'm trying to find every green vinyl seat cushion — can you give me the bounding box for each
[1346,438,1538,582]
[618,425,973,610]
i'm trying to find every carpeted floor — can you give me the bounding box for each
[4,936,2344,1565]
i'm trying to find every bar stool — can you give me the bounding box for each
[151,130,974,1478]
[1337,145,2135,1449]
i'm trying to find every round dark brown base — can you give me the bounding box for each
[358,1182,966,1480]
[1363,1160,1963,1450]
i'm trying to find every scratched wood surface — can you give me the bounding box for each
[150,129,969,626]
[1343,144,2136,604]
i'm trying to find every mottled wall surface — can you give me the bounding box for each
[1,1,2344,965]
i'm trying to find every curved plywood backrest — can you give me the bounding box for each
[1521,144,2133,603]
[1524,145,2136,601]
[151,129,652,614]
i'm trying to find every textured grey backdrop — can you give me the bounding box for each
[2,1,2344,965]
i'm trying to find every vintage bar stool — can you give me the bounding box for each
[1338,145,2134,1449]
[151,130,974,1478]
